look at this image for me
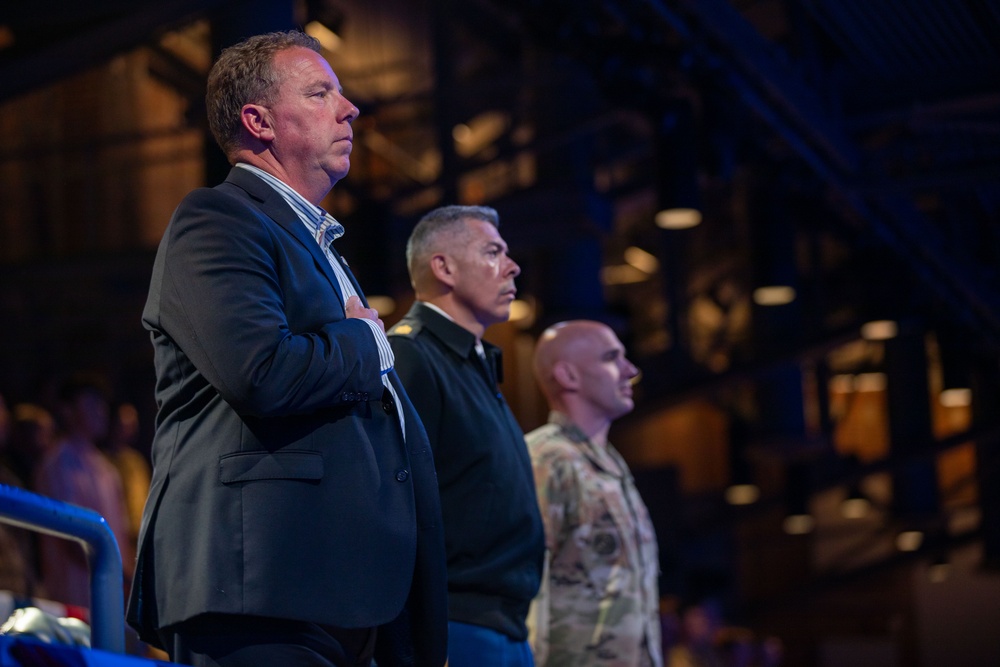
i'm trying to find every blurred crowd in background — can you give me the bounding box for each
[0,375,781,666]
[0,374,149,611]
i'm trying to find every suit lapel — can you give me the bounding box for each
[326,243,369,308]
[223,168,348,306]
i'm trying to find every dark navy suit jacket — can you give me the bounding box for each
[127,167,447,665]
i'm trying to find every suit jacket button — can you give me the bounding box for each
[383,397,395,414]
[395,469,409,482]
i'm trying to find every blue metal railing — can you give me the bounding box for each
[0,483,125,653]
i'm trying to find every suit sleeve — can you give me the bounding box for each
[147,187,384,417]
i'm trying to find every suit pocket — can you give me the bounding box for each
[218,450,324,483]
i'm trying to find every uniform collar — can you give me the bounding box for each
[413,301,479,358]
[548,411,627,477]
[411,302,503,377]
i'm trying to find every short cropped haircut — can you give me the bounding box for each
[206,30,321,160]
[405,205,500,289]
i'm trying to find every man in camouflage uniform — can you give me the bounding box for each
[526,320,662,667]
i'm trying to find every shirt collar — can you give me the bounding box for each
[418,302,488,357]
[548,411,627,477]
[235,163,345,245]
[548,411,590,443]
[419,301,454,323]
[414,302,484,358]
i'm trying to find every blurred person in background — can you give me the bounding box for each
[0,391,38,597]
[34,373,132,608]
[100,402,151,552]
[1,400,56,599]
[5,402,55,489]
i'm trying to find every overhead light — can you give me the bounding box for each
[366,295,396,317]
[509,298,535,328]
[783,513,815,535]
[896,530,924,552]
[727,436,759,506]
[841,496,871,519]
[304,20,342,52]
[752,285,796,306]
[854,372,887,392]
[783,462,813,534]
[452,123,473,143]
[655,101,702,230]
[940,387,972,407]
[861,319,898,341]
[938,327,973,409]
[840,486,871,519]
[725,483,760,506]
[655,207,702,229]
[601,264,651,285]
[624,246,660,274]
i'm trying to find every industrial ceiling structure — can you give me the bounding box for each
[3,1,999,350]
[2,0,1000,663]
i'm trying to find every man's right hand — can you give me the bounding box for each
[345,295,385,331]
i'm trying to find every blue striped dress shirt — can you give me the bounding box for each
[235,163,405,435]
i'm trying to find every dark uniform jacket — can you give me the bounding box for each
[128,167,448,666]
[389,302,544,641]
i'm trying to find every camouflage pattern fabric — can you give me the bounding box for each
[527,412,662,667]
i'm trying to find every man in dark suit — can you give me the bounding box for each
[127,30,447,667]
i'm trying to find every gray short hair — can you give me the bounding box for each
[206,30,321,160]
[405,205,500,289]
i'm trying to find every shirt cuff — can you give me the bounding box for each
[360,318,395,374]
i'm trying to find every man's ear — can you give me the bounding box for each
[552,360,579,391]
[240,103,274,141]
[429,253,456,288]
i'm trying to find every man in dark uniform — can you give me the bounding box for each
[389,205,545,666]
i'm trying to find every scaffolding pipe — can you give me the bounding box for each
[0,483,125,653]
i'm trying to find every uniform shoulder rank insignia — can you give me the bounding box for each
[389,322,417,336]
